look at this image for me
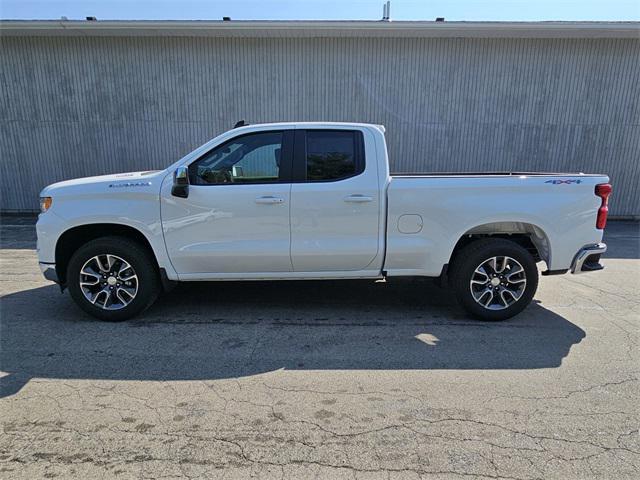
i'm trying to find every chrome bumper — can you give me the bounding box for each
[39,262,59,283]
[571,243,607,274]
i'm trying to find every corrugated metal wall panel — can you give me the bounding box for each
[1,36,638,215]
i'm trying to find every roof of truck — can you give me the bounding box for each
[233,121,383,130]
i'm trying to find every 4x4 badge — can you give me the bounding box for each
[545,179,582,185]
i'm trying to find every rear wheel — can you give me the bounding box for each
[67,236,160,321]
[450,238,538,321]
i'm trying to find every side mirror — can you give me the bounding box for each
[172,166,189,198]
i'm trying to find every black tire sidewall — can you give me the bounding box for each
[67,237,159,321]
[451,239,539,321]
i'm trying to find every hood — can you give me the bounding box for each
[40,170,165,196]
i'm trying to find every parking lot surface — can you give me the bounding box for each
[1,218,638,479]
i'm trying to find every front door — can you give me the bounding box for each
[161,129,294,275]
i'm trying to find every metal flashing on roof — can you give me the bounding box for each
[0,20,639,38]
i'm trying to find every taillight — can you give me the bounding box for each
[595,183,612,229]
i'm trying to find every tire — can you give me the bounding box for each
[67,236,161,321]
[450,238,539,321]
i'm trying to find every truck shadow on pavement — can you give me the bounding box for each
[0,280,585,397]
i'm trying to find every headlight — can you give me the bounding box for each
[39,197,52,213]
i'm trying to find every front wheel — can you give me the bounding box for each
[450,238,539,321]
[67,236,160,321]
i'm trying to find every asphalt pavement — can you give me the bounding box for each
[1,218,638,479]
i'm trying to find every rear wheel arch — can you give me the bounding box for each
[55,224,159,286]
[447,221,551,273]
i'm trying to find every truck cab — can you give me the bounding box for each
[161,123,387,279]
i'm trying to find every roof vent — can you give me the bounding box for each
[86,16,97,21]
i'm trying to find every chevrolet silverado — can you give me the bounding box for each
[36,122,611,321]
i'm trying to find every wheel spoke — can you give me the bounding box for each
[506,265,524,282]
[116,287,134,306]
[496,256,508,273]
[80,268,100,286]
[472,287,487,300]
[94,254,116,273]
[118,259,132,276]
[499,289,511,306]
[488,257,497,273]
[473,265,489,279]
[106,255,117,271]
[102,291,112,308]
[504,287,523,302]
[119,272,138,282]
[506,265,522,277]
[95,256,109,272]
[91,288,108,305]
[483,290,494,307]
[81,267,100,279]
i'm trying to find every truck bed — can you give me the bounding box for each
[384,172,609,277]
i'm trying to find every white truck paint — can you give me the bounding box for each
[36,122,610,321]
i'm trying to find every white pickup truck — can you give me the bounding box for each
[37,122,611,322]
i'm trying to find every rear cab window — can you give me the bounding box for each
[294,129,365,182]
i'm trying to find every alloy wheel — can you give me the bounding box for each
[469,256,527,310]
[79,254,139,310]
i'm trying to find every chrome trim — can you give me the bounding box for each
[571,243,607,274]
[39,262,59,283]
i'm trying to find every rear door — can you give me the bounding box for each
[289,128,381,272]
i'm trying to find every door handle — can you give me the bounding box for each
[344,194,373,203]
[255,196,285,204]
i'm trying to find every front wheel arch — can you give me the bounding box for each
[55,224,159,286]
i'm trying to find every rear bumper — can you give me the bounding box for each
[39,262,59,283]
[571,243,607,274]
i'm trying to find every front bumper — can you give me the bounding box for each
[39,262,59,283]
[571,243,607,274]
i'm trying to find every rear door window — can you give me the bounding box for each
[303,130,364,182]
